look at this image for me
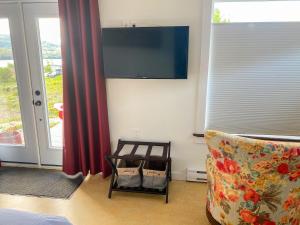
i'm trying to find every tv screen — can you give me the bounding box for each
[102,26,189,79]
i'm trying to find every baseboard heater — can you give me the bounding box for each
[186,168,207,183]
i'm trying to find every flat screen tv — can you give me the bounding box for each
[102,26,189,79]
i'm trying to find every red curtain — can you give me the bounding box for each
[58,0,111,177]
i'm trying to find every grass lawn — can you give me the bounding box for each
[45,75,63,118]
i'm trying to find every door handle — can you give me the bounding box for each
[34,100,42,106]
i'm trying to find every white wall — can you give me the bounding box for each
[99,0,208,180]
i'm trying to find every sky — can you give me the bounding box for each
[0,18,61,45]
[39,18,61,45]
[0,19,10,35]
[215,1,300,22]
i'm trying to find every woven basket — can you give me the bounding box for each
[117,157,142,188]
[142,159,167,190]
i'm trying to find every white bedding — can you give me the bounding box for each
[0,209,72,225]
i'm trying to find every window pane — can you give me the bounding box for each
[213,1,300,23]
[38,18,62,148]
[0,19,25,145]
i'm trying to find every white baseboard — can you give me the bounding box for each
[1,163,191,181]
[171,171,187,181]
[1,162,61,170]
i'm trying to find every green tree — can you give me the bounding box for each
[44,61,53,74]
[0,48,13,60]
[213,8,230,23]
[0,63,15,82]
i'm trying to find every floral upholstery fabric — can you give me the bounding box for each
[205,130,300,225]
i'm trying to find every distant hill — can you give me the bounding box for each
[0,34,12,49]
[0,35,13,60]
[40,40,61,59]
[0,34,61,60]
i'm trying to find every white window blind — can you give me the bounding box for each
[206,23,300,136]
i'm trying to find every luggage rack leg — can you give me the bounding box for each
[108,171,115,199]
[165,180,169,203]
[106,156,117,199]
[168,158,172,182]
[165,158,171,204]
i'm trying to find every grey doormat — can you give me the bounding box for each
[0,167,84,199]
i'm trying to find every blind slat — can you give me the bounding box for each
[206,23,300,136]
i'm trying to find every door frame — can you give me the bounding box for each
[0,2,62,166]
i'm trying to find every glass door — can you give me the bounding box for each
[23,3,63,165]
[0,4,39,164]
[0,3,62,166]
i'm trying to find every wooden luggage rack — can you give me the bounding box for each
[106,139,172,203]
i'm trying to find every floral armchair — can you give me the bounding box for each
[205,130,300,225]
